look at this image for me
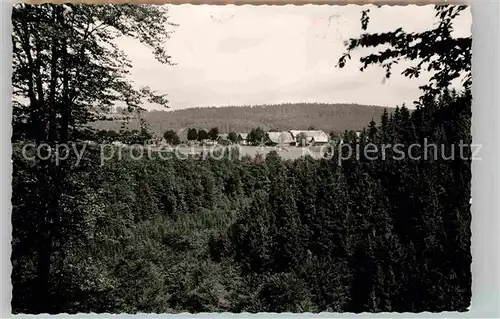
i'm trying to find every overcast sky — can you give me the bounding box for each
[121,5,471,110]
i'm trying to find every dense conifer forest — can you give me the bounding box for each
[91,103,390,136]
[11,3,471,314]
[12,91,471,313]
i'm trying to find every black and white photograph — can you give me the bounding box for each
[11,2,473,314]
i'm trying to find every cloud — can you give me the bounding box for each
[122,4,471,110]
[216,37,264,54]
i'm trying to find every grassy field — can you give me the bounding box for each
[144,144,328,160]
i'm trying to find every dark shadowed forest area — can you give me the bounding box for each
[11,3,471,314]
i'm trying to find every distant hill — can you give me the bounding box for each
[91,103,391,137]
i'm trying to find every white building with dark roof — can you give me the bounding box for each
[266,131,295,146]
[290,130,329,146]
[237,133,248,145]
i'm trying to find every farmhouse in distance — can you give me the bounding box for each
[171,128,335,147]
[92,102,391,137]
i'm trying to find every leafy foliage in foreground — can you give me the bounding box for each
[338,5,470,104]
[11,3,471,314]
[12,3,173,143]
[12,91,471,314]
[11,3,174,313]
